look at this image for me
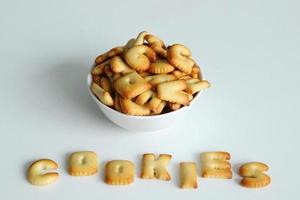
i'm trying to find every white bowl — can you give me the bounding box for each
[87,72,203,132]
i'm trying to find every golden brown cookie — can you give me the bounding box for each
[124,45,156,71]
[180,162,198,189]
[119,97,151,116]
[148,59,175,74]
[68,151,98,176]
[27,159,59,186]
[141,153,172,181]
[239,162,271,188]
[95,46,124,64]
[167,44,194,74]
[145,34,167,58]
[90,83,114,106]
[105,160,135,185]
[114,71,151,99]
[201,152,232,179]
[157,80,189,105]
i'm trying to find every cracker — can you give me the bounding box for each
[68,151,98,176]
[148,59,175,74]
[27,159,59,186]
[119,97,151,116]
[135,90,166,114]
[135,90,154,106]
[91,83,114,106]
[168,102,181,110]
[167,44,194,74]
[114,71,151,99]
[105,160,134,185]
[191,64,201,79]
[112,73,122,81]
[172,70,187,79]
[111,56,134,75]
[201,152,232,179]
[133,31,148,46]
[239,162,271,188]
[186,79,210,94]
[95,46,123,64]
[124,38,136,53]
[114,93,122,112]
[141,153,172,180]
[92,59,110,75]
[144,74,176,86]
[92,74,101,85]
[180,162,198,189]
[157,80,189,105]
[144,34,167,58]
[100,76,112,94]
[124,45,156,71]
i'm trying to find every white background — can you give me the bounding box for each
[0,0,299,199]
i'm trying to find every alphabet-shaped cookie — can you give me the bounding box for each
[68,151,98,176]
[27,159,59,186]
[239,162,271,188]
[105,160,135,185]
[201,152,232,179]
[180,162,198,189]
[141,153,172,181]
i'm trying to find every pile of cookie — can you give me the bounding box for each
[26,151,271,189]
[91,31,210,115]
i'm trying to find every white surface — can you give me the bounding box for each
[0,0,299,199]
[87,74,203,132]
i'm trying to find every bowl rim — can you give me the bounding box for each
[87,64,204,119]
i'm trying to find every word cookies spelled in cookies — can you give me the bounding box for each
[26,151,271,189]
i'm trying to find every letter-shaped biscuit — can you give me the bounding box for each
[119,97,151,116]
[124,45,156,71]
[141,153,172,181]
[180,162,198,189]
[144,74,176,86]
[157,80,190,105]
[148,59,175,74]
[114,71,151,99]
[114,93,122,112]
[27,159,59,186]
[185,79,211,94]
[95,46,123,64]
[90,83,114,106]
[191,64,202,79]
[92,59,111,75]
[144,34,167,58]
[135,90,166,114]
[111,56,134,75]
[105,160,134,185]
[100,76,112,94]
[167,44,194,74]
[201,152,232,179]
[168,102,181,110]
[133,31,148,46]
[124,38,136,53]
[68,151,98,176]
[239,162,271,188]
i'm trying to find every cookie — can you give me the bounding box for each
[180,162,198,189]
[68,151,98,176]
[114,71,151,99]
[124,45,156,71]
[239,162,271,188]
[201,152,232,179]
[105,160,135,185]
[157,80,190,105]
[167,44,194,74]
[141,153,172,181]
[27,159,59,186]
